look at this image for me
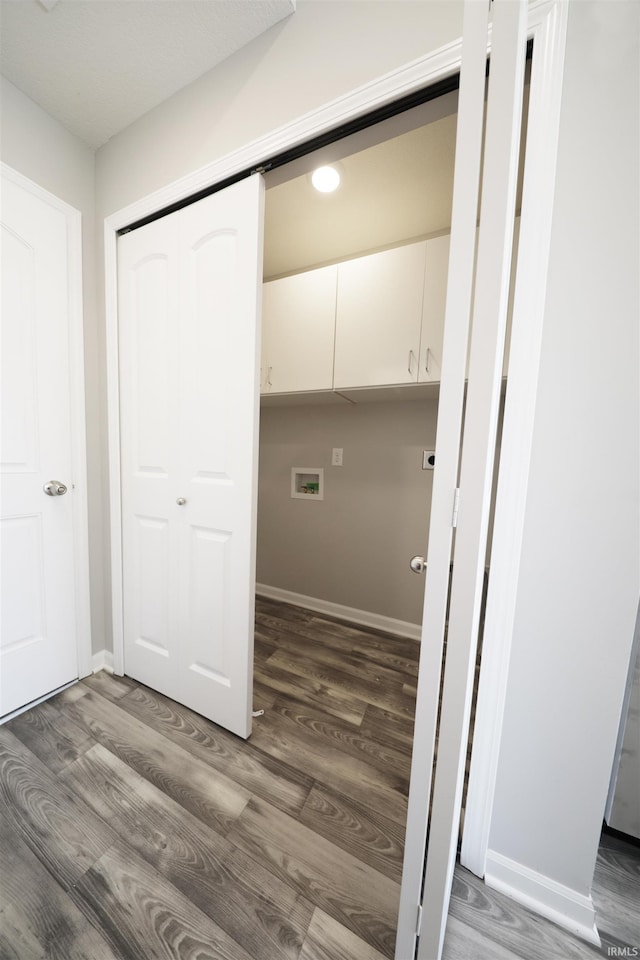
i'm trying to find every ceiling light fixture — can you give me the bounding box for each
[311,165,341,193]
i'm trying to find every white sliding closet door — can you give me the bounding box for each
[118,175,264,739]
[396,1,527,958]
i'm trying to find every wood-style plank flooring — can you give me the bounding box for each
[1,596,638,959]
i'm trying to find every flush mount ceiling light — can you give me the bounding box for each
[311,165,341,193]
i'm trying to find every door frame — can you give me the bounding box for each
[1,162,92,690]
[104,0,567,914]
[459,0,569,879]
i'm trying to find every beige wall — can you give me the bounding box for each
[257,393,505,624]
[257,398,437,625]
[0,76,106,656]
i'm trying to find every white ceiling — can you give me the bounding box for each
[0,0,295,148]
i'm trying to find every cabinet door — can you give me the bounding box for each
[261,264,337,393]
[333,242,426,389]
[418,234,449,384]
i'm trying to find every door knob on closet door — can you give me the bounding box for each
[176,497,187,506]
[410,555,426,574]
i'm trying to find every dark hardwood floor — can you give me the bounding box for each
[1,596,638,959]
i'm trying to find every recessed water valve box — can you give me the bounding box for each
[291,468,324,500]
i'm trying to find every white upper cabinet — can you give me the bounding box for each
[418,234,449,384]
[333,242,427,389]
[261,264,337,393]
[260,219,519,399]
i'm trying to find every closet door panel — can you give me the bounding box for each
[334,241,427,389]
[184,524,230,687]
[118,226,181,700]
[131,515,172,657]
[180,229,237,480]
[177,221,243,702]
[119,175,264,739]
[131,256,174,473]
[174,176,264,738]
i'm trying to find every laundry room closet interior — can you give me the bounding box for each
[253,79,525,797]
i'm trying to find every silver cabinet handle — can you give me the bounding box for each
[43,480,67,496]
[410,555,426,574]
[267,366,272,387]
[176,497,187,506]
[425,346,432,374]
[408,350,416,375]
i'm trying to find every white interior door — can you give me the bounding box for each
[118,174,264,739]
[396,2,527,957]
[0,168,85,717]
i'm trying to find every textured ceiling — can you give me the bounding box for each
[0,0,295,148]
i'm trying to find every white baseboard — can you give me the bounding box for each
[256,583,422,641]
[91,649,114,674]
[485,850,600,946]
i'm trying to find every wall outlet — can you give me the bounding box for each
[422,450,435,470]
[332,447,343,466]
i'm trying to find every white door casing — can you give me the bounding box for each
[460,0,569,880]
[398,3,567,952]
[118,175,264,739]
[0,164,90,718]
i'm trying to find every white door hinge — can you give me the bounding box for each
[416,902,424,936]
[452,487,460,528]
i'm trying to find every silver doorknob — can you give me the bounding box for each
[176,497,187,506]
[410,556,426,574]
[43,480,68,497]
